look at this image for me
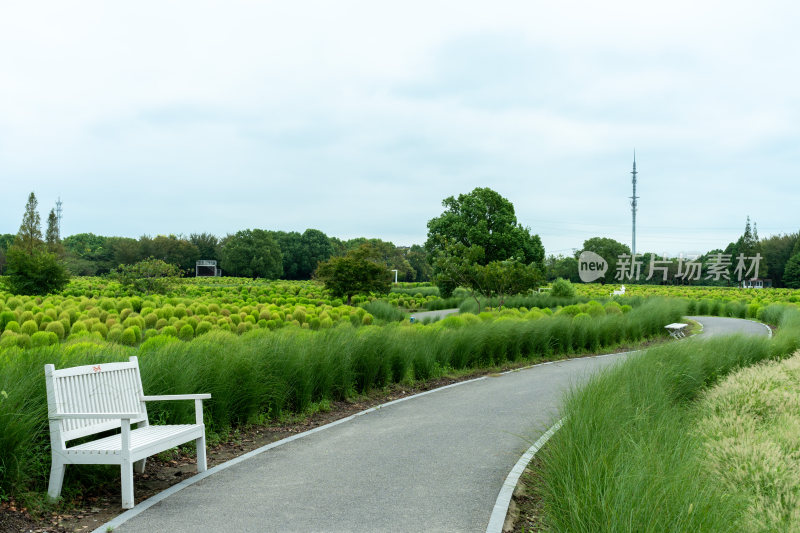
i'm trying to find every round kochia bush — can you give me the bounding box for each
[551,278,576,298]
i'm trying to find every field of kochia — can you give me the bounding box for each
[1,276,799,506]
[0,278,441,350]
[0,277,798,351]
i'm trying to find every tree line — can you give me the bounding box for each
[544,218,800,288]
[2,189,799,299]
[0,225,432,283]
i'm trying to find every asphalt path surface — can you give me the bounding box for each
[108,316,768,533]
[410,308,460,322]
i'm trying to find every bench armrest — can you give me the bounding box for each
[141,394,210,425]
[52,412,141,420]
[141,394,211,401]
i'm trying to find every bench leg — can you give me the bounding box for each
[47,458,66,502]
[121,463,135,509]
[133,459,146,474]
[196,435,207,473]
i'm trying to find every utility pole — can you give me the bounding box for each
[630,153,639,258]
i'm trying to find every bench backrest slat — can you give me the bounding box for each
[46,356,148,443]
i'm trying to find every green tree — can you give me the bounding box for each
[432,243,486,309]
[784,253,800,289]
[219,229,283,279]
[433,243,542,310]
[760,232,797,287]
[3,193,69,295]
[3,247,70,295]
[545,254,580,282]
[578,237,631,284]
[726,217,768,282]
[271,231,304,279]
[45,209,64,256]
[406,244,432,282]
[63,232,114,274]
[300,229,334,278]
[0,234,15,275]
[425,187,545,268]
[110,258,181,294]
[190,233,220,262]
[315,247,391,305]
[16,192,43,254]
[109,237,141,266]
[348,239,414,281]
[479,258,543,309]
[141,235,200,274]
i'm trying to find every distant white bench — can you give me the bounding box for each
[45,356,210,509]
[665,323,689,339]
[611,285,626,296]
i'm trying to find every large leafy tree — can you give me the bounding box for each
[109,237,141,266]
[406,244,432,282]
[784,253,800,289]
[4,247,70,295]
[760,232,798,287]
[190,233,220,262]
[3,192,69,295]
[346,239,414,281]
[315,245,391,305]
[578,237,631,284]
[63,232,114,275]
[433,243,541,311]
[219,229,282,279]
[480,258,543,309]
[300,229,334,278]
[110,258,181,294]
[140,235,200,274]
[271,231,305,279]
[271,229,333,280]
[545,254,580,283]
[425,187,545,268]
[0,233,15,275]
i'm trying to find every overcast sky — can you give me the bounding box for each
[1,1,799,256]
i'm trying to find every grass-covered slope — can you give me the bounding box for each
[535,308,800,532]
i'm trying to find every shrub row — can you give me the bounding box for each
[0,298,682,499]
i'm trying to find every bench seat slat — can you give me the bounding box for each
[66,425,199,454]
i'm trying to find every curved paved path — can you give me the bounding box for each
[410,308,461,321]
[106,316,768,533]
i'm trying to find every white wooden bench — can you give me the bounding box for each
[45,356,210,509]
[665,323,689,339]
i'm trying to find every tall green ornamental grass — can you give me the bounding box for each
[360,300,407,323]
[695,352,800,533]
[0,298,682,499]
[537,308,800,532]
[390,286,440,297]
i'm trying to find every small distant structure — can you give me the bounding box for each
[196,260,220,277]
[611,285,626,296]
[741,278,772,289]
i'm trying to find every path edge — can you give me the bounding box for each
[485,418,564,533]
